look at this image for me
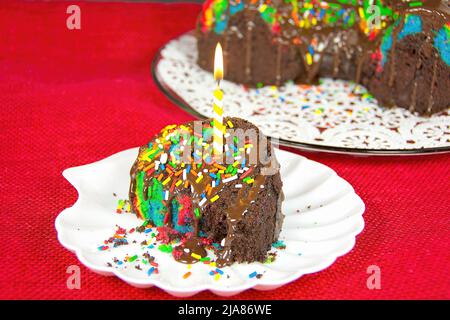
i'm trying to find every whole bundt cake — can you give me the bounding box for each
[196,0,450,115]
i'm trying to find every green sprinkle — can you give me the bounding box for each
[128,255,138,262]
[158,244,173,253]
[195,208,201,218]
[169,161,177,169]
[264,255,275,264]
[409,1,423,7]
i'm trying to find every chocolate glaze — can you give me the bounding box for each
[173,237,208,264]
[245,11,255,83]
[216,174,265,267]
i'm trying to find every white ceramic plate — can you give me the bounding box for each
[56,148,365,297]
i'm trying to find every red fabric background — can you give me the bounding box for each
[0,0,449,300]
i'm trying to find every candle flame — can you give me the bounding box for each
[214,43,223,81]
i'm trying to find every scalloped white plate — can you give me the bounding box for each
[56,148,365,297]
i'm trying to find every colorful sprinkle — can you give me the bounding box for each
[128,255,138,262]
[148,267,156,276]
[191,253,202,260]
[158,244,173,253]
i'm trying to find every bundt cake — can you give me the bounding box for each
[196,0,450,115]
[129,117,284,266]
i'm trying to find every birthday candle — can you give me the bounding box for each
[213,43,224,159]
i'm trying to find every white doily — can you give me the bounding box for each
[155,34,450,153]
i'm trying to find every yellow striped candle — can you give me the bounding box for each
[213,43,224,158]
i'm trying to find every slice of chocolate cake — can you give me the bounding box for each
[129,117,284,267]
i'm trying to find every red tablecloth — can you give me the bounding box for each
[1,0,449,300]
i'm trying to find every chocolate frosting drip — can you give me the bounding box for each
[216,174,266,267]
[173,238,208,264]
